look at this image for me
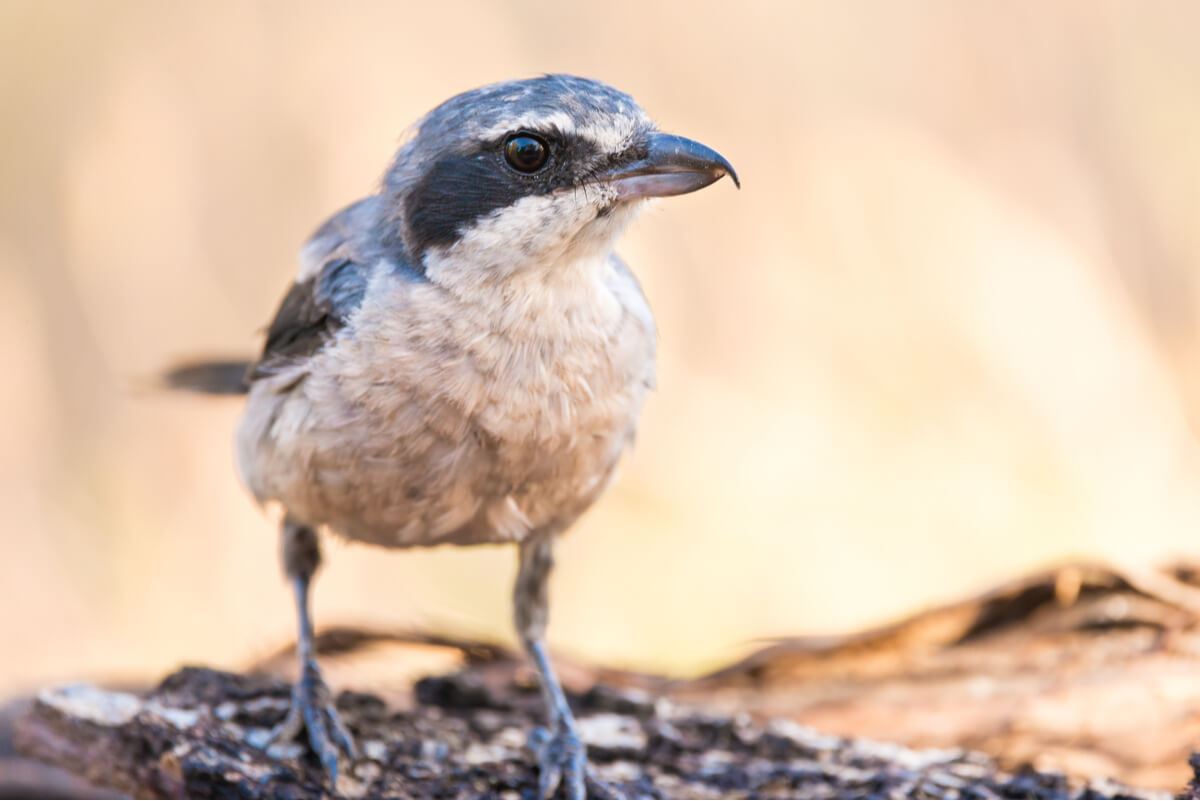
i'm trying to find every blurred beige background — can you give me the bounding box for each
[3,0,1200,698]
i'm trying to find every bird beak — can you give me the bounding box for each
[605,132,740,200]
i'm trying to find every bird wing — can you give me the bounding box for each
[164,196,419,394]
[247,197,386,382]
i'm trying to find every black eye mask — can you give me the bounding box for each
[403,129,604,260]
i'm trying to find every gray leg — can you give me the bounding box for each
[515,537,587,799]
[268,518,356,783]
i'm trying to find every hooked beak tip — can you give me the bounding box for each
[605,132,739,200]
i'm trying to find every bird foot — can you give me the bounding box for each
[530,723,588,799]
[268,662,356,783]
[529,722,624,799]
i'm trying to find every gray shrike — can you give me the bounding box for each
[169,74,737,798]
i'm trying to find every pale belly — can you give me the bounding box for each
[236,344,648,549]
[238,251,657,548]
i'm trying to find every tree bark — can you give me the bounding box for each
[14,664,1160,799]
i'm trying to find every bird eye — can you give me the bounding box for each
[504,134,549,173]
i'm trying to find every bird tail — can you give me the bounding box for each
[162,358,253,395]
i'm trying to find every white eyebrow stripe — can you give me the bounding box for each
[576,118,641,152]
[477,111,647,155]
[479,111,577,141]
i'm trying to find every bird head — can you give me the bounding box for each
[380,74,738,284]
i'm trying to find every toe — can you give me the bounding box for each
[565,749,586,799]
[266,672,357,787]
[530,726,589,799]
[301,698,341,782]
[267,703,303,746]
[561,731,586,799]
[328,706,357,758]
[538,761,563,799]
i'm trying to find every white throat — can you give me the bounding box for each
[419,192,644,337]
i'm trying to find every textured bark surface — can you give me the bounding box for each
[677,562,1200,791]
[240,562,1200,791]
[13,665,1162,799]
[12,560,1200,798]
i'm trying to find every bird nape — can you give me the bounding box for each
[168,74,737,799]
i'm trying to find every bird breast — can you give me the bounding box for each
[237,257,656,549]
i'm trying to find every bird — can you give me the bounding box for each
[167,74,738,798]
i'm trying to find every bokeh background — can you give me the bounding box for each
[3,0,1200,701]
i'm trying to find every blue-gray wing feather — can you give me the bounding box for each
[167,195,419,392]
[249,197,404,381]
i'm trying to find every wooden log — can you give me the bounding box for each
[14,664,1161,799]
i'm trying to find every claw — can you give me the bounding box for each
[531,724,587,799]
[328,706,357,759]
[267,700,304,745]
[268,662,355,784]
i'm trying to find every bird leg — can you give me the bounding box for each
[267,518,356,782]
[515,537,587,799]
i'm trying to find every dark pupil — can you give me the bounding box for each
[505,136,547,172]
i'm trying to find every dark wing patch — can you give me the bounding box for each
[247,258,368,381]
